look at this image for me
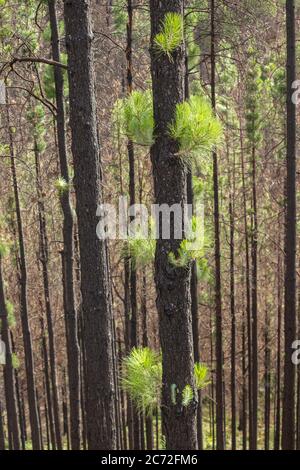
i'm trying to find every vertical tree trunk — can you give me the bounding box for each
[6,101,41,450]
[63,0,116,449]
[0,255,20,450]
[229,195,236,450]
[241,307,247,450]
[282,0,296,450]
[34,133,62,450]
[264,305,271,450]
[149,0,197,449]
[48,0,81,449]
[211,0,224,450]
[239,92,252,448]
[40,316,56,450]
[0,401,6,450]
[250,143,258,450]
[184,14,203,449]
[126,0,141,449]
[274,226,282,450]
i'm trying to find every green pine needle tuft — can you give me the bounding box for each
[169,94,223,166]
[54,177,70,197]
[182,384,194,407]
[194,362,210,390]
[114,90,154,146]
[122,236,156,270]
[11,352,20,369]
[154,13,183,59]
[121,347,162,416]
[6,300,16,329]
[122,347,210,415]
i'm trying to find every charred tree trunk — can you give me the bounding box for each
[0,255,20,450]
[48,0,81,449]
[0,401,6,450]
[274,226,282,450]
[40,317,56,450]
[229,195,236,450]
[211,0,224,450]
[6,101,41,450]
[63,0,116,449]
[149,0,197,450]
[126,0,141,449]
[34,133,62,450]
[264,305,271,450]
[250,144,258,450]
[282,0,297,450]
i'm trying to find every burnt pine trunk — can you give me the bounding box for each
[48,0,81,449]
[40,315,56,450]
[126,0,141,450]
[0,401,5,450]
[184,16,203,450]
[239,84,252,448]
[0,255,20,450]
[33,133,62,450]
[211,0,224,450]
[282,0,297,450]
[229,194,236,450]
[274,220,282,450]
[264,304,271,450]
[63,0,116,450]
[250,144,258,450]
[6,101,41,450]
[149,0,197,450]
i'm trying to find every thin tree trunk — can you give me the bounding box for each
[185,19,203,449]
[126,0,140,449]
[211,0,224,450]
[250,143,258,450]
[40,316,56,450]
[274,224,282,450]
[34,133,62,450]
[0,255,20,450]
[6,100,41,450]
[141,270,154,451]
[239,90,252,449]
[0,401,6,450]
[264,305,271,450]
[229,195,236,450]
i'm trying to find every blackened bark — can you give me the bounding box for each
[48,0,81,449]
[264,305,271,450]
[282,0,297,450]
[239,94,252,448]
[250,144,258,450]
[40,316,56,450]
[149,0,197,450]
[63,0,116,449]
[7,103,41,450]
[274,235,282,450]
[0,401,5,450]
[229,197,236,450]
[126,0,140,449]
[185,25,203,450]
[34,134,62,450]
[211,0,224,450]
[0,255,20,450]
